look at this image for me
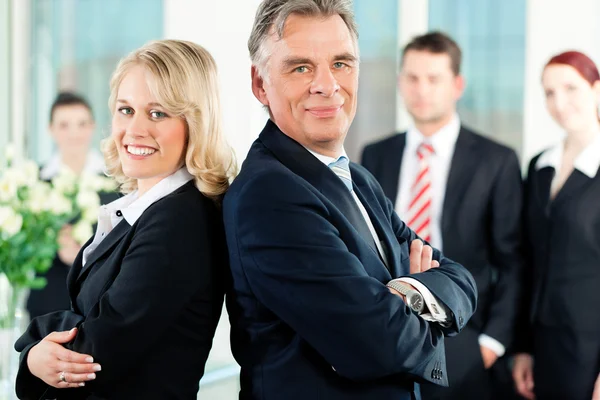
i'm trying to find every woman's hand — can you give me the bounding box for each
[513,353,535,400]
[27,328,101,388]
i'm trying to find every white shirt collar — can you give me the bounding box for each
[406,114,461,157]
[536,134,600,178]
[304,147,349,166]
[104,167,194,226]
[40,149,106,180]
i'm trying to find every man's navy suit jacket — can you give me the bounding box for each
[224,120,477,400]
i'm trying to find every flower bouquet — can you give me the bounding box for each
[0,145,114,395]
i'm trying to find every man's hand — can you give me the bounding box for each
[592,373,600,400]
[388,240,439,301]
[409,239,439,274]
[512,353,535,400]
[27,328,101,388]
[57,225,82,266]
[480,345,498,369]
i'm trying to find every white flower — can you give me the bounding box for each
[3,167,28,188]
[52,168,78,195]
[0,177,17,203]
[26,182,52,214]
[47,191,72,215]
[72,220,93,245]
[76,190,100,210]
[22,161,40,186]
[101,177,117,192]
[79,173,116,193]
[0,206,23,239]
[79,172,100,192]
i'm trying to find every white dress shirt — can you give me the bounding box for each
[396,114,460,251]
[535,133,600,180]
[82,168,194,267]
[395,115,505,356]
[306,148,450,324]
[40,149,106,180]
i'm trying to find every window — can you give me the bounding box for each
[28,0,164,163]
[429,0,526,154]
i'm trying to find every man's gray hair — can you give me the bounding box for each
[248,0,359,78]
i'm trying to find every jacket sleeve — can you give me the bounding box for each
[382,194,478,337]
[480,150,524,349]
[14,311,84,400]
[513,158,537,354]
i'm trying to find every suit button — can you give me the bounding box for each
[431,370,436,379]
[439,370,443,379]
[459,316,464,326]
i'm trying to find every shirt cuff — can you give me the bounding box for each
[396,277,450,324]
[478,334,506,357]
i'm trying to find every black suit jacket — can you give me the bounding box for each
[15,181,228,400]
[223,120,477,400]
[361,127,523,349]
[516,153,600,352]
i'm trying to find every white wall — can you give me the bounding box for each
[164,0,267,164]
[522,0,600,165]
[10,0,30,161]
[0,0,10,163]
[396,0,429,132]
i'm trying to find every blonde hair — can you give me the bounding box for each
[102,39,237,202]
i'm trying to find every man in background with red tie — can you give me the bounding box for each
[362,32,523,400]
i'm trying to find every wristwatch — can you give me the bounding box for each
[387,280,425,314]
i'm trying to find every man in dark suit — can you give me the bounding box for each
[361,32,523,400]
[224,2,477,400]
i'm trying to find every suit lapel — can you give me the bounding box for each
[75,220,130,285]
[352,177,399,276]
[441,128,480,233]
[442,127,481,236]
[551,169,594,210]
[68,236,94,306]
[259,120,381,258]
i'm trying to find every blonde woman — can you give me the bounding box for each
[15,39,236,399]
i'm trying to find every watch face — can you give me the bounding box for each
[409,293,424,312]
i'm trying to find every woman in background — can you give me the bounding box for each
[27,92,112,320]
[513,50,600,400]
[15,39,235,399]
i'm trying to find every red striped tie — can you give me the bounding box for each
[406,142,434,242]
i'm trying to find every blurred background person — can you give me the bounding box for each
[513,50,600,400]
[26,92,115,320]
[362,32,523,400]
[15,39,234,399]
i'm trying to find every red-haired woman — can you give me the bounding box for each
[513,51,600,400]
